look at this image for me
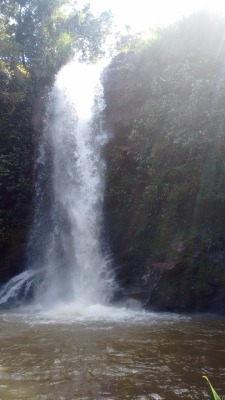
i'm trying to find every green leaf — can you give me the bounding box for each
[203,376,221,400]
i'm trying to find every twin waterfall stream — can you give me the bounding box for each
[0,62,224,400]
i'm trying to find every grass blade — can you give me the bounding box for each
[203,376,221,400]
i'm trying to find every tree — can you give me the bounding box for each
[1,0,112,86]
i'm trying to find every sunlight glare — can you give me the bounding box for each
[80,0,225,31]
[56,60,108,118]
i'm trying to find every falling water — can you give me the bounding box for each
[0,61,115,308]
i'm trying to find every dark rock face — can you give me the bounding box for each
[102,52,140,127]
[142,260,225,314]
[102,45,225,315]
[0,88,48,285]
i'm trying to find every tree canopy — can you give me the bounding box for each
[0,0,112,85]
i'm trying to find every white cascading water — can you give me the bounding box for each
[0,61,115,309]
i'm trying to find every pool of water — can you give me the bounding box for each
[0,306,224,399]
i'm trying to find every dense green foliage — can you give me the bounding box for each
[103,13,225,312]
[0,0,112,281]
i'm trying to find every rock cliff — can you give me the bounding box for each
[102,15,225,314]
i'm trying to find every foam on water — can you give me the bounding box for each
[0,302,189,327]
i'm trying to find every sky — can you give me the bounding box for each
[78,0,225,31]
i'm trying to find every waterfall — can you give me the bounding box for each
[0,61,115,308]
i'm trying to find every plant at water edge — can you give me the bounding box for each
[203,376,221,400]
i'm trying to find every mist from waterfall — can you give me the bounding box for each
[0,60,115,309]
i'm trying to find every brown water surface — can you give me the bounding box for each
[0,308,224,399]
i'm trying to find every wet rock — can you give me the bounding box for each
[102,49,225,316]
[102,52,142,128]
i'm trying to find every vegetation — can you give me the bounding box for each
[103,12,225,313]
[0,0,112,282]
[203,376,221,400]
